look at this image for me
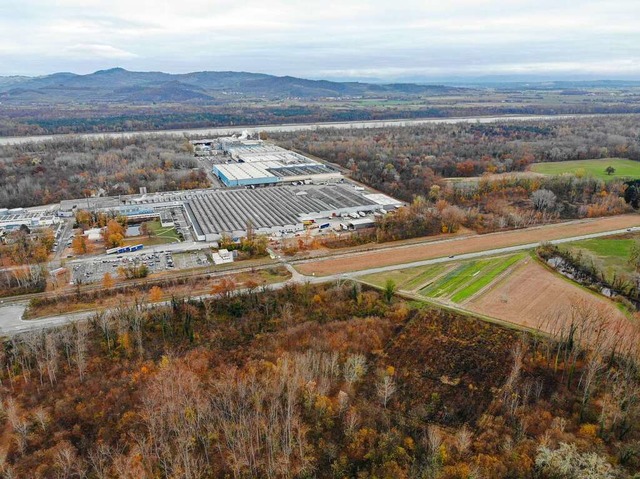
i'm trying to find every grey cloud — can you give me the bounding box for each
[0,0,638,79]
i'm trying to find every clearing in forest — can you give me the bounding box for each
[530,158,640,180]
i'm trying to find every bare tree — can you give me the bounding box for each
[32,406,49,432]
[343,407,360,437]
[75,323,88,382]
[531,189,557,211]
[53,441,86,479]
[455,425,473,456]
[6,399,29,455]
[45,332,59,386]
[376,374,396,409]
[343,354,367,386]
[579,355,604,421]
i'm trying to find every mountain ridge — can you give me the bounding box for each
[0,68,465,103]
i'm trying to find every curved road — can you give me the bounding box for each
[1,224,637,336]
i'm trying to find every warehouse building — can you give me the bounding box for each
[0,210,60,230]
[209,138,342,187]
[183,184,402,241]
[213,163,279,187]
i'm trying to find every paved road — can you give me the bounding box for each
[333,226,640,279]
[1,224,636,337]
[0,114,603,146]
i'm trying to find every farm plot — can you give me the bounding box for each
[419,254,525,303]
[466,259,628,332]
[361,263,449,291]
[362,253,526,304]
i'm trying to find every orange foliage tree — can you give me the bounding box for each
[102,272,115,289]
[149,286,163,302]
[72,233,89,255]
[102,220,126,248]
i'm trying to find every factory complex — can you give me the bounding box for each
[56,181,401,243]
[194,137,342,187]
[2,138,404,248]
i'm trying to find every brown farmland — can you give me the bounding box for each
[298,214,640,276]
[466,259,628,332]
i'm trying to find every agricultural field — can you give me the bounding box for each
[361,263,448,291]
[558,234,638,281]
[362,253,526,304]
[420,253,525,303]
[530,158,640,180]
[363,250,630,335]
[467,259,629,333]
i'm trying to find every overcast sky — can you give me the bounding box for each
[1,0,639,80]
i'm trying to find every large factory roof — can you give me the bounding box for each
[185,184,393,237]
[214,163,278,182]
[226,143,288,157]
[207,138,342,187]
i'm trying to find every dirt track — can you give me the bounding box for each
[298,214,640,276]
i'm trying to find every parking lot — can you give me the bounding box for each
[71,250,177,284]
[172,250,211,270]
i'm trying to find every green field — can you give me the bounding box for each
[361,263,449,290]
[450,254,524,302]
[530,158,640,180]
[419,253,525,303]
[560,235,638,282]
[361,253,526,304]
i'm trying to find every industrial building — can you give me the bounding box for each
[347,218,376,230]
[212,249,234,265]
[0,209,60,230]
[207,138,342,187]
[183,184,402,241]
[160,211,175,227]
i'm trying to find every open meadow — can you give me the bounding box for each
[558,234,637,280]
[530,158,640,180]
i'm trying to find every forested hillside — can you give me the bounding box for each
[0,284,638,478]
[1,69,640,137]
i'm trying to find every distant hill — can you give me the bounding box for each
[0,68,467,104]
